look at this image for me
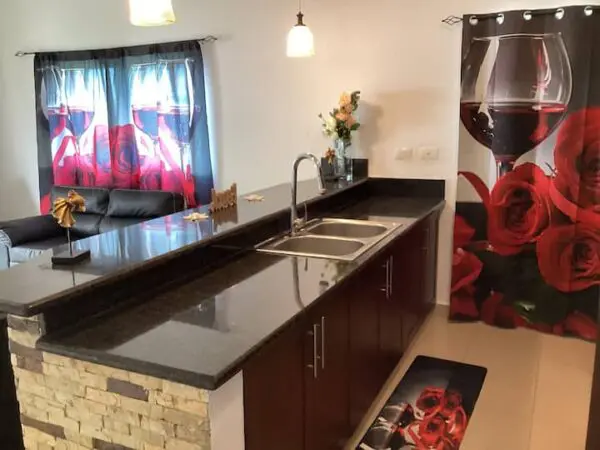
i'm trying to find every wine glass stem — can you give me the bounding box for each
[496,160,515,179]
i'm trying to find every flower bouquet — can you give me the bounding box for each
[319,91,361,180]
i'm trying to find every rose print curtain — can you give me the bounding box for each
[451,6,600,340]
[35,40,214,213]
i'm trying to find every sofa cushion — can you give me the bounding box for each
[51,186,110,215]
[0,215,63,247]
[70,213,104,238]
[9,236,69,265]
[107,190,184,218]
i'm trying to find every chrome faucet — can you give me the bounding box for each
[291,153,326,235]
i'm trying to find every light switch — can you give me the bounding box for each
[395,147,413,161]
[417,146,439,161]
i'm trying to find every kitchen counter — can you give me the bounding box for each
[0,178,367,316]
[37,195,444,390]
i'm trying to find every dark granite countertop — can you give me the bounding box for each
[0,178,366,316]
[38,195,445,390]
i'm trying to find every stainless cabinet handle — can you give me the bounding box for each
[320,316,326,370]
[307,324,319,379]
[381,260,390,298]
[389,256,394,297]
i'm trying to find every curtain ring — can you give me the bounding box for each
[496,13,505,24]
[584,6,594,16]
[555,8,565,20]
[469,15,479,26]
[523,11,532,21]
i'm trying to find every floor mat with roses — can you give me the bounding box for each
[357,356,487,450]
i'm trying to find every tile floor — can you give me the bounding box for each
[345,306,596,450]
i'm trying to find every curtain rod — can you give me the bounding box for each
[15,35,218,57]
[442,5,597,26]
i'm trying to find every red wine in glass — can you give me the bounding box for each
[158,105,192,144]
[68,107,95,139]
[460,101,567,173]
[47,106,69,139]
[132,106,159,141]
[461,33,572,179]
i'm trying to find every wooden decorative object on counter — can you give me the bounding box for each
[51,190,91,266]
[210,183,238,212]
[212,206,239,229]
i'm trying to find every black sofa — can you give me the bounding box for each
[0,186,184,269]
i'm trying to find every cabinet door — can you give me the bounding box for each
[380,249,404,377]
[422,213,439,312]
[396,223,425,350]
[349,262,385,429]
[244,319,305,450]
[305,292,350,450]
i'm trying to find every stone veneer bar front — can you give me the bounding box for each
[7,313,243,450]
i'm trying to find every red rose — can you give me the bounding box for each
[418,415,447,448]
[536,224,600,292]
[553,108,600,216]
[454,215,475,250]
[139,156,163,191]
[416,387,444,417]
[446,405,468,443]
[450,287,479,320]
[451,248,483,293]
[564,311,598,340]
[450,249,482,320]
[439,390,462,418]
[481,292,526,329]
[53,154,78,186]
[109,124,140,189]
[488,163,551,255]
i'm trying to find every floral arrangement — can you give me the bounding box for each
[451,107,600,341]
[319,91,361,146]
[365,387,468,449]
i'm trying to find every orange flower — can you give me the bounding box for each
[346,115,356,127]
[339,92,351,107]
[343,103,354,114]
[335,111,349,122]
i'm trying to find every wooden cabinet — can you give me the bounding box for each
[395,214,439,348]
[379,246,404,377]
[244,319,306,450]
[305,289,350,450]
[349,262,385,429]
[244,212,440,450]
[244,289,350,450]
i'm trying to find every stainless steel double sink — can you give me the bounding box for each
[256,218,404,261]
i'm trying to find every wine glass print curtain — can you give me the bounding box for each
[35,40,214,212]
[451,6,600,340]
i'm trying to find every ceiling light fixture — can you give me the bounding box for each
[129,0,176,27]
[286,0,315,57]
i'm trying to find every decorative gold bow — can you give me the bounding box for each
[52,190,86,228]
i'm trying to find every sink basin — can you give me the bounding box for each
[266,235,364,258]
[305,219,388,238]
[256,218,404,261]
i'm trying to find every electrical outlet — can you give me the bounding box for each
[417,146,439,161]
[395,147,413,161]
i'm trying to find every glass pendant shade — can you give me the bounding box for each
[129,0,176,27]
[287,13,315,57]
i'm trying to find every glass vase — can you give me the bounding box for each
[334,139,353,182]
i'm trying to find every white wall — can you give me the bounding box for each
[0,0,595,305]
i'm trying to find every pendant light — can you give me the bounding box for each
[286,0,315,57]
[129,0,176,27]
